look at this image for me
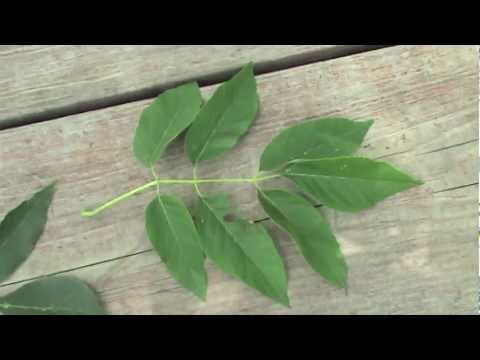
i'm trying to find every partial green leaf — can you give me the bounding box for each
[0,277,106,315]
[145,195,207,299]
[283,157,423,212]
[257,189,347,288]
[185,63,259,164]
[133,82,202,167]
[0,183,55,283]
[195,194,289,306]
[259,118,374,171]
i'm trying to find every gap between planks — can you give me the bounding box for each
[0,45,389,131]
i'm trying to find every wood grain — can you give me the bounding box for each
[0,45,477,314]
[0,45,375,128]
[3,185,475,314]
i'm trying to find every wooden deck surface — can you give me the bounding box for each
[0,45,478,314]
[0,45,380,129]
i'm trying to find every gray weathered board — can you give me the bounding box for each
[0,45,478,314]
[0,45,378,128]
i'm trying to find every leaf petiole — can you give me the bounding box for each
[81,174,280,217]
[192,166,203,197]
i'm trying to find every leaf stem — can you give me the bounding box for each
[81,174,280,217]
[150,167,161,198]
[192,166,203,197]
[81,180,158,217]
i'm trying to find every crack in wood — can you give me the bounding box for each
[419,139,478,156]
[0,248,152,288]
[433,182,478,194]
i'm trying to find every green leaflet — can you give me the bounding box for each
[133,82,202,167]
[0,183,55,283]
[185,63,259,164]
[145,195,207,300]
[259,118,374,171]
[283,157,423,212]
[195,194,289,306]
[0,185,106,315]
[0,277,106,315]
[257,189,347,288]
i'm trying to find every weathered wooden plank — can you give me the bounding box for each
[0,45,375,128]
[0,45,477,314]
[0,44,476,281]
[3,184,474,314]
